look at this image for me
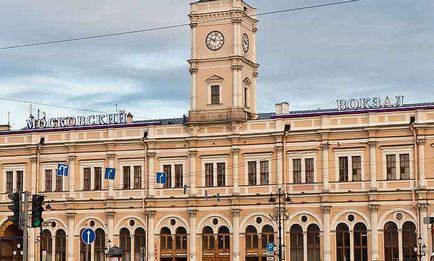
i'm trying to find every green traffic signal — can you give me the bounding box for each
[31,194,45,228]
[7,193,20,225]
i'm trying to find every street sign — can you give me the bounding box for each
[81,228,96,245]
[105,168,116,180]
[266,243,274,252]
[57,164,69,177]
[156,172,167,184]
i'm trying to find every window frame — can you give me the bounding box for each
[288,152,317,184]
[381,146,413,181]
[209,84,221,105]
[334,149,365,183]
[201,156,228,188]
[119,160,144,190]
[3,165,26,194]
[244,153,272,186]
[80,161,104,191]
[159,158,186,189]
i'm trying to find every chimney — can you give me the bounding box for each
[275,103,282,115]
[275,102,290,115]
[127,113,133,124]
[281,102,290,115]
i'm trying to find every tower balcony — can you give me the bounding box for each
[187,108,253,124]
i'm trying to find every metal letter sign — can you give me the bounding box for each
[81,228,96,245]
[105,168,116,180]
[156,172,166,184]
[57,164,69,177]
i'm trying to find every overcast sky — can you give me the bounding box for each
[0,0,433,129]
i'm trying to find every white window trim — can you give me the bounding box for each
[3,165,26,193]
[288,152,317,184]
[159,158,186,189]
[119,160,144,190]
[381,146,413,180]
[80,161,104,191]
[201,156,228,187]
[244,153,272,186]
[41,163,66,192]
[334,149,365,182]
[208,84,222,105]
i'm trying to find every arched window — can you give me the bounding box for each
[354,223,368,261]
[175,227,187,250]
[55,229,66,261]
[384,222,398,261]
[307,224,320,261]
[80,229,91,261]
[245,226,258,250]
[290,224,303,261]
[202,226,214,251]
[160,227,172,251]
[94,228,106,261]
[336,223,350,261]
[402,221,417,261]
[218,226,230,250]
[261,225,274,249]
[41,230,52,261]
[120,228,131,261]
[134,228,146,260]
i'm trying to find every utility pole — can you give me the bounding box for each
[21,192,29,261]
[269,188,291,261]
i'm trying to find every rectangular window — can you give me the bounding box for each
[260,161,269,185]
[352,156,362,181]
[123,166,131,190]
[386,155,396,180]
[94,167,102,191]
[211,85,220,105]
[16,171,23,192]
[83,168,91,191]
[400,154,410,180]
[248,161,257,186]
[55,172,63,192]
[305,158,314,183]
[45,169,53,192]
[244,87,248,107]
[134,166,142,189]
[339,157,348,182]
[163,165,172,189]
[205,163,213,187]
[174,164,183,188]
[217,163,225,187]
[293,159,302,184]
[6,171,13,194]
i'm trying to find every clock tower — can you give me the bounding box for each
[188,0,259,123]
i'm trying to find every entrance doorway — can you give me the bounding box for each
[202,226,231,261]
[0,221,23,261]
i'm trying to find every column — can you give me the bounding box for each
[106,212,115,244]
[369,204,379,261]
[107,153,116,198]
[190,20,198,59]
[232,148,240,194]
[68,155,76,199]
[350,229,354,261]
[147,152,156,197]
[232,65,242,108]
[369,142,377,190]
[419,203,429,261]
[66,212,76,261]
[303,231,308,261]
[30,157,37,194]
[29,228,35,261]
[322,206,332,261]
[147,211,156,261]
[321,143,330,192]
[190,68,198,110]
[276,144,283,187]
[188,209,198,261]
[131,235,135,261]
[398,228,403,261]
[189,150,198,195]
[418,139,426,188]
[231,208,241,261]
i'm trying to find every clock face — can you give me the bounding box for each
[242,33,249,53]
[206,31,225,51]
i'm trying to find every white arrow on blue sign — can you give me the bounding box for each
[156,172,167,184]
[105,168,116,180]
[81,228,96,245]
[57,163,69,177]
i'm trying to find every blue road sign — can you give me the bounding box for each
[266,242,274,252]
[156,172,166,184]
[105,168,116,180]
[57,164,69,177]
[81,228,96,245]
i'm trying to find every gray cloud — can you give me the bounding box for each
[0,0,433,128]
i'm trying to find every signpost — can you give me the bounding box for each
[81,228,96,261]
[266,243,275,261]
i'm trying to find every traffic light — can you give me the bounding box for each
[7,193,20,225]
[31,194,45,227]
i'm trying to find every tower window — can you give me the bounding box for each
[244,87,248,107]
[211,85,220,104]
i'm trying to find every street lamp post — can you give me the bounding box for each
[414,236,427,261]
[269,188,291,261]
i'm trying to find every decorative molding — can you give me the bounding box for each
[188,209,198,218]
[206,74,224,84]
[105,211,116,218]
[368,204,379,213]
[146,210,156,218]
[189,68,198,74]
[147,152,156,158]
[231,147,240,155]
[417,139,426,145]
[320,143,329,150]
[106,154,116,160]
[66,212,76,218]
[231,65,243,70]
[243,77,252,86]
[368,141,377,148]
[68,155,77,162]
[231,208,241,217]
[321,206,332,214]
[188,150,198,157]
[417,203,428,212]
